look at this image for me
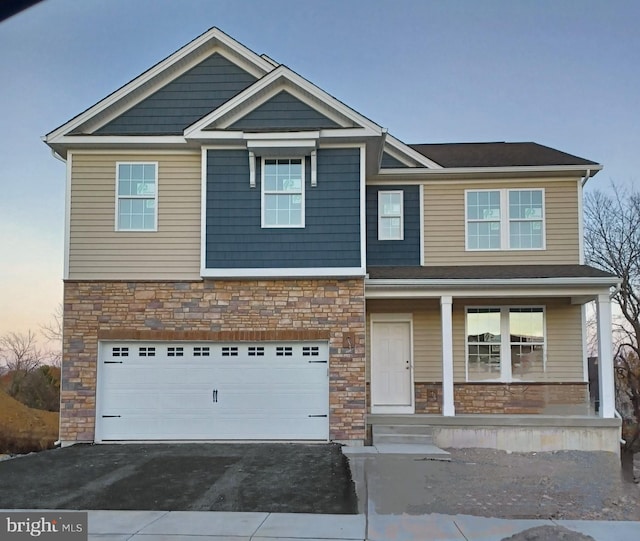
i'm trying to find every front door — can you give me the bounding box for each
[371,317,414,413]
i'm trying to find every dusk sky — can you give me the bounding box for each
[0,0,638,338]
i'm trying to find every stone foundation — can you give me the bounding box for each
[62,279,365,443]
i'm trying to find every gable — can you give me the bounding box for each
[380,152,409,168]
[225,91,341,131]
[93,54,258,135]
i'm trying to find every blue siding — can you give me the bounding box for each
[206,148,361,269]
[227,91,341,131]
[380,152,409,168]
[94,54,257,135]
[366,185,420,266]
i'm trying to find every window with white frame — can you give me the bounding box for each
[378,190,404,240]
[116,163,157,231]
[466,306,545,381]
[262,158,304,227]
[465,189,544,250]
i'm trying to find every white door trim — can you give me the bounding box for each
[370,313,415,414]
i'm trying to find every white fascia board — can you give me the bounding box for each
[50,135,188,145]
[46,28,274,142]
[184,66,383,137]
[245,131,320,141]
[365,277,619,289]
[201,267,366,278]
[375,164,603,178]
[385,134,443,169]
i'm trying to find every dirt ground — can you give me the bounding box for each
[0,443,357,514]
[357,448,640,520]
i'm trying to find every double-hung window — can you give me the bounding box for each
[262,158,304,227]
[465,189,544,250]
[378,191,404,240]
[466,306,545,381]
[116,162,157,231]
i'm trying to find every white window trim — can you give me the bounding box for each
[378,190,404,241]
[464,188,545,251]
[261,157,305,228]
[115,161,158,232]
[464,305,547,383]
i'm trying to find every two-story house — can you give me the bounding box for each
[45,28,620,451]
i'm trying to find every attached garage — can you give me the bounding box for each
[95,341,329,441]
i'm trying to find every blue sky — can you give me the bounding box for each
[0,0,639,336]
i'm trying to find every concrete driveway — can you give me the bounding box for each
[0,443,357,514]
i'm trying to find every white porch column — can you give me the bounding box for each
[596,293,615,418]
[441,295,455,416]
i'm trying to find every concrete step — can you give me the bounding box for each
[373,433,434,445]
[372,424,434,436]
[372,424,435,445]
[342,443,450,460]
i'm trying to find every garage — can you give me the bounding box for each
[95,341,329,441]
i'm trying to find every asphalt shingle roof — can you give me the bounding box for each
[366,265,615,280]
[409,142,598,168]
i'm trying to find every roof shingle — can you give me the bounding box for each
[367,265,616,281]
[408,142,598,169]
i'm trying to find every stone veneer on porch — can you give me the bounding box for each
[367,382,590,415]
[62,279,366,444]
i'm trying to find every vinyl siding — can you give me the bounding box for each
[68,153,201,279]
[94,54,257,135]
[227,91,340,131]
[423,179,580,265]
[380,152,409,168]
[205,148,361,269]
[366,185,420,266]
[367,297,583,384]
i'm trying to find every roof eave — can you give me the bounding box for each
[365,276,619,289]
[372,163,602,181]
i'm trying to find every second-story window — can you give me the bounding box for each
[262,158,304,228]
[116,162,157,231]
[465,189,544,250]
[378,190,404,240]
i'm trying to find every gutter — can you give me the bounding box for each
[365,276,620,289]
[581,168,592,187]
[373,163,603,181]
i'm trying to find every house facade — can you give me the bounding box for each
[46,28,619,449]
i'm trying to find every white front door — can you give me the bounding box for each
[371,317,414,413]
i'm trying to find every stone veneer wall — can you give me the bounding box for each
[411,382,589,414]
[367,382,589,415]
[62,279,365,443]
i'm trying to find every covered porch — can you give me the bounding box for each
[363,265,621,452]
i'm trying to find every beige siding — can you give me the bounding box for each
[69,153,201,279]
[423,179,580,265]
[366,299,442,383]
[453,298,584,382]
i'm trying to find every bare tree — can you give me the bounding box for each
[40,303,63,344]
[584,184,640,452]
[40,303,63,367]
[0,331,45,397]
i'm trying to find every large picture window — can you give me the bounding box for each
[262,158,304,228]
[116,163,157,231]
[466,189,544,250]
[466,306,545,381]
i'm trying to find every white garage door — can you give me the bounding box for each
[96,341,329,441]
